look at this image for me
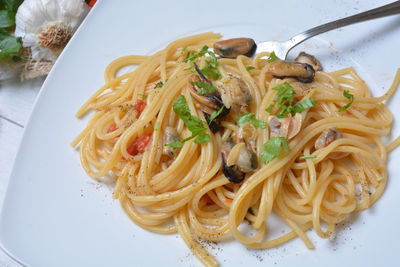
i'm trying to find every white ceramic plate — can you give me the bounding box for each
[1,0,399,266]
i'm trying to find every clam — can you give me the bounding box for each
[295,52,323,72]
[216,74,252,113]
[163,126,180,158]
[267,60,315,83]
[213,38,257,58]
[221,138,257,183]
[268,113,304,140]
[314,128,348,159]
[188,67,230,133]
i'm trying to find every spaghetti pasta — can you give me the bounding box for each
[72,32,400,267]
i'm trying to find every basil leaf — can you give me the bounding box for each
[338,90,354,112]
[236,113,267,129]
[0,10,15,28]
[0,35,21,58]
[261,137,290,163]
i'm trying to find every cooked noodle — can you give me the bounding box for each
[72,32,400,267]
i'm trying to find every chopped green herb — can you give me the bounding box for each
[273,82,295,105]
[154,81,164,88]
[293,98,317,113]
[267,51,280,63]
[209,105,225,123]
[190,81,216,95]
[194,132,211,144]
[299,155,317,160]
[265,104,274,113]
[338,90,354,112]
[165,140,184,148]
[183,45,221,80]
[154,122,160,131]
[166,95,210,147]
[269,82,316,117]
[246,66,255,71]
[236,113,267,129]
[261,137,290,163]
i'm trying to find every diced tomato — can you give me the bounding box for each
[225,198,233,204]
[200,194,214,205]
[134,100,146,115]
[85,0,97,7]
[108,124,118,133]
[127,133,152,156]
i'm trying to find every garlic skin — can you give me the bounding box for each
[14,0,89,61]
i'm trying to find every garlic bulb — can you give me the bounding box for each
[15,0,89,61]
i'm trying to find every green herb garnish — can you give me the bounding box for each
[268,82,316,117]
[165,95,210,147]
[236,113,266,128]
[261,137,290,163]
[209,105,225,123]
[246,66,255,71]
[267,51,280,63]
[154,81,164,88]
[183,45,221,80]
[299,155,317,160]
[190,81,216,95]
[338,90,354,112]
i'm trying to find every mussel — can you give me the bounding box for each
[267,60,315,83]
[213,38,257,58]
[295,52,323,72]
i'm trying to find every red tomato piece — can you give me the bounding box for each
[127,133,152,156]
[134,100,146,115]
[107,124,118,133]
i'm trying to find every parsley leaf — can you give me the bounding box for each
[166,95,210,147]
[194,132,211,144]
[269,82,316,117]
[299,155,317,160]
[293,98,316,113]
[260,137,290,163]
[183,45,221,80]
[246,66,255,71]
[165,140,184,148]
[338,90,354,112]
[273,82,295,105]
[236,113,266,128]
[154,81,164,88]
[190,81,216,95]
[0,10,14,28]
[209,105,225,123]
[267,51,280,63]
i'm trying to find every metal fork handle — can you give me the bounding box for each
[286,1,400,49]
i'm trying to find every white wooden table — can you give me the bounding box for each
[0,77,45,266]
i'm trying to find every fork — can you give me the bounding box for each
[256,0,400,59]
